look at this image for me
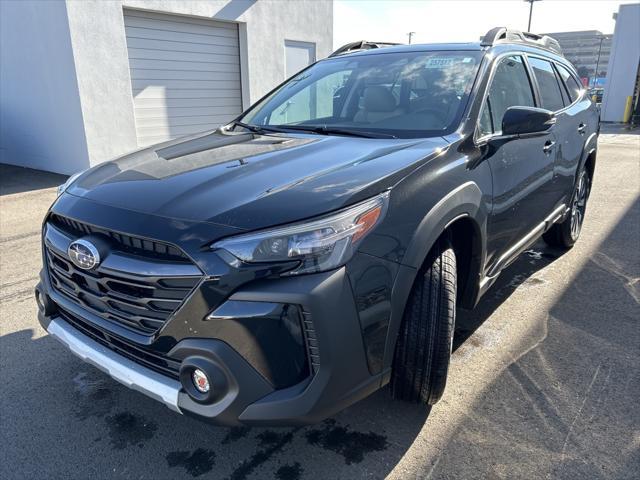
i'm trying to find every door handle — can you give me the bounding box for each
[543,140,556,154]
[578,123,587,135]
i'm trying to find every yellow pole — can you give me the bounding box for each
[623,96,633,123]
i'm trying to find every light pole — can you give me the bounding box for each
[523,0,542,32]
[407,32,416,44]
[594,35,609,87]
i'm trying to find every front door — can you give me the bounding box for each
[479,55,559,269]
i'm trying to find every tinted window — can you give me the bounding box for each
[478,100,493,136]
[241,51,482,138]
[483,55,535,134]
[529,57,565,111]
[556,63,583,102]
[272,70,351,124]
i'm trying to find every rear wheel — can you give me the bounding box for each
[391,237,456,405]
[543,166,591,249]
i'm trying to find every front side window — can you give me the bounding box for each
[240,51,482,138]
[480,55,535,135]
[528,57,565,111]
[478,101,493,136]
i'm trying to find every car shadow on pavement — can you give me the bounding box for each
[418,196,640,479]
[0,241,571,480]
[0,327,428,480]
[453,240,566,353]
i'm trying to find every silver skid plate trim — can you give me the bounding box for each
[48,318,182,413]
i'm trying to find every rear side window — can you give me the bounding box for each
[480,55,535,135]
[556,63,583,102]
[528,57,565,111]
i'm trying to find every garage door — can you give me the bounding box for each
[123,10,242,146]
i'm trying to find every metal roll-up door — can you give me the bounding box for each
[123,9,242,146]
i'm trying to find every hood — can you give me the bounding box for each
[68,130,449,230]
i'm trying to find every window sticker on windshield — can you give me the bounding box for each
[425,57,456,68]
[424,57,475,69]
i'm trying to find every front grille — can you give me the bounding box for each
[59,307,180,379]
[45,215,202,335]
[50,214,189,262]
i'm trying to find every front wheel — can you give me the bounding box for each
[543,166,591,249]
[391,237,456,405]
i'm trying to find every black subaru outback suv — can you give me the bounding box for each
[36,28,598,425]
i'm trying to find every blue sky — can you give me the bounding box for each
[334,0,629,48]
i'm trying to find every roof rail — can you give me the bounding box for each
[329,40,401,58]
[481,27,563,56]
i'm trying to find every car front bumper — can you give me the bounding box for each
[37,262,385,426]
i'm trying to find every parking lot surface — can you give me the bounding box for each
[1,129,638,479]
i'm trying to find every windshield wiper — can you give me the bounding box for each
[232,121,285,135]
[273,124,397,139]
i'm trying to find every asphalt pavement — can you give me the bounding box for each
[1,128,638,479]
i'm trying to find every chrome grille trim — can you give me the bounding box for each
[44,220,202,335]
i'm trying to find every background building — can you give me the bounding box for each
[543,30,612,87]
[0,0,333,174]
[601,3,640,123]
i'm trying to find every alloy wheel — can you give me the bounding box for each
[570,171,589,241]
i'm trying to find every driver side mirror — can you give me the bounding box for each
[502,106,556,136]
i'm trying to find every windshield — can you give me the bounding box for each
[239,50,482,138]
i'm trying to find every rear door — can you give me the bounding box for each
[479,55,559,268]
[552,62,593,202]
[527,56,582,204]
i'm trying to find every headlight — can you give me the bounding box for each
[56,171,83,197]
[212,192,389,275]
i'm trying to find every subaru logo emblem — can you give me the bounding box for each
[68,239,101,270]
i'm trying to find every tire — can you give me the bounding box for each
[391,237,456,405]
[543,166,591,249]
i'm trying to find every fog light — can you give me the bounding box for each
[192,369,210,393]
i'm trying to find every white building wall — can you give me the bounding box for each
[65,1,140,170]
[1,0,333,174]
[0,0,89,174]
[601,3,640,122]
